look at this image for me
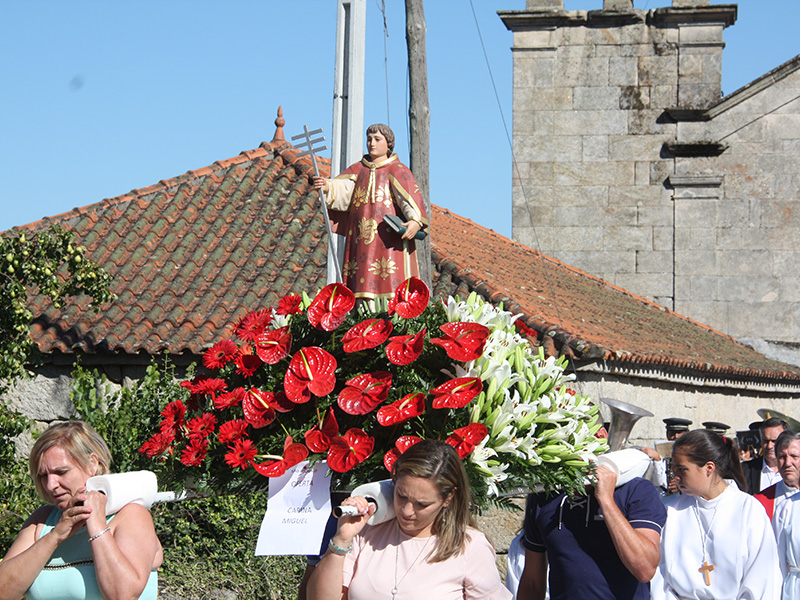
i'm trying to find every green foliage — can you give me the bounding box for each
[152,493,305,600]
[0,402,38,554]
[0,225,114,388]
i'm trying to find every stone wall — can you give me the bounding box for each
[502,1,800,366]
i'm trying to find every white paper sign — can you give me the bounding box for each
[255,460,332,556]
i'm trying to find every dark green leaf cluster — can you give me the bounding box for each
[0,403,38,554]
[0,226,115,387]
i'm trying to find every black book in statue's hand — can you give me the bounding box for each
[383,214,427,240]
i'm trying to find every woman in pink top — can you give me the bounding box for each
[307,440,511,600]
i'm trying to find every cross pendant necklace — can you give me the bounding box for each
[693,496,721,587]
[699,560,715,585]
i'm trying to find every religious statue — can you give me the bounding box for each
[313,123,428,302]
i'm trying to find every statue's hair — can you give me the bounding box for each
[366,123,395,156]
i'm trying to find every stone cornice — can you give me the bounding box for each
[648,5,737,28]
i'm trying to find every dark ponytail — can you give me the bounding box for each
[673,429,747,491]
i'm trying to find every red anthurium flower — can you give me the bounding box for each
[241,388,277,428]
[342,319,393,353]
[234,310,273,342]
[180,438,208,467]
[337,371,393,416]
[445,423,489,459]
[203,339,239,370]
[159,400,186,435]
[376,392,426,426]
[253,436,310,478]
[269,391,296,413]
[254,327,292,364]
[327,428,374,473]
[385,328,426,366]
[214,387,246,410]
[235,346,263,377]
[284,347,337,403]
[383,435,424,472]
[138,430,174,459]
[430,322,491,362]
[305,407,339,453]
[388,277,430,318]
[430,377,483,409]
[218,419,249,444]
[186,413,217,440]
[307,283,355,331]
[276,294,303,316]
[225,438,258,470]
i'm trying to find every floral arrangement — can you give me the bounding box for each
[140,278,607,499]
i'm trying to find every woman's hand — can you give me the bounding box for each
[51,490,94,542]
[331,495,375,549]
[313,176,329,193]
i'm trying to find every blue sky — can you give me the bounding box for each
[1,1,798,238]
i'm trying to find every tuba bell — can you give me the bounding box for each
[601,397,654,451]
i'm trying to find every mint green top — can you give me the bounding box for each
[25,508,158,600]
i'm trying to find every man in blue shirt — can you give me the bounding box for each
[517,465,667,600]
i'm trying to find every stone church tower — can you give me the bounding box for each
[500,0,800,366]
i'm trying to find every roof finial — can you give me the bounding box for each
[272,106,285,142]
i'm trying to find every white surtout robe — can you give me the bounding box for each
[774,492,800,599]
[651,483,780,600]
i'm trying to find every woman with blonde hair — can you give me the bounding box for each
[0,421,162,600]
[307,439,511,600]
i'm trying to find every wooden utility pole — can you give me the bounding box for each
[405,0,432,289]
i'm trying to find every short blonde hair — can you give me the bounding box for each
[29,421,112,502]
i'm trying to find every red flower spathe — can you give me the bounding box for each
[253,436,310,478]
[284,347,337,403]
[376,392,426,426]
[445,423,489,459]
[254,326,292,364]
[430,377,483,409]
[241,388,277,428]
[388,277,430,319]
[307,283,355,331]
[383,435,423,472]
[337,371,393,416]
[385,328,426,366]
[304,407,339,453]
[328,428,374,473]
[342,319,393,353]
[430,322,491,362]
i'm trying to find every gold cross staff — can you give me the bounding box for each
[699,561,715,586]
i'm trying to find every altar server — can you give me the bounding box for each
[651,429,780,600]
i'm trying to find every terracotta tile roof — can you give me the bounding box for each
[12,119,800,384]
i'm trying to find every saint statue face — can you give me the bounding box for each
[366,132,390,161]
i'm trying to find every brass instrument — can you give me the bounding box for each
[601,397,654,451]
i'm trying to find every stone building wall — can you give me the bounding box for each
[502,0,800,365]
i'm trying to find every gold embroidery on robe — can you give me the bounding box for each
[369,257,397,280]
[357,218,378,245]
[343,260,358,279]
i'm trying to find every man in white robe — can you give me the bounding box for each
[651,480,780,600]
[772,432,800,599]
[757,431,800,520]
